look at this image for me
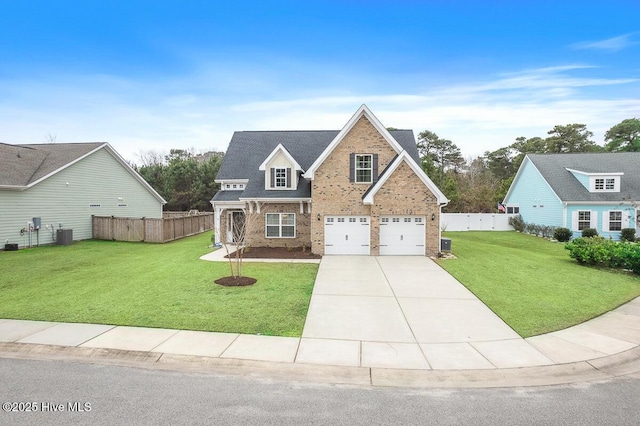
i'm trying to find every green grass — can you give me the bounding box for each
[438,231,640,337]
[0,233,318,337]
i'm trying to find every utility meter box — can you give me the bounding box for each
[32,217,41,230]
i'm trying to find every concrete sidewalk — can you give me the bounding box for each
[1,253,639,387]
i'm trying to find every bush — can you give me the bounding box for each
[565,237,640,274]
[621,228,636,242]
[508,214,525,232]
[581,228,598,238]
[554,227,572,242]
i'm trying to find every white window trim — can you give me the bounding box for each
[355,154,373,184]
[265,213,296,238]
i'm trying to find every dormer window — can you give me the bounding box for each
[269,167,291,189]
[274,168,287,187]
[590,175,620,192]
[594,178,615,190]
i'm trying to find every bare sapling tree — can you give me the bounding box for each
[220,204,263,280]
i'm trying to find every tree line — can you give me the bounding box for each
[417,118,640,212]
[133,117,638,213]
[134,149,223,212]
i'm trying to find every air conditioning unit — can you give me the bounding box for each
[56,229,73,246]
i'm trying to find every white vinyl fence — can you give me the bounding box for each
[441,213,517,231]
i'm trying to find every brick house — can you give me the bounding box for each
[210,105,448,256]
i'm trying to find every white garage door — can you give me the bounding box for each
[324,216,370,255]
[380,216,426,256]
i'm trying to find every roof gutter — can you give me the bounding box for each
[0,185,27,191]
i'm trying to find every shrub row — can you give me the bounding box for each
[508,215,558,238]
[508,215,572,241]
[565,237,640,274]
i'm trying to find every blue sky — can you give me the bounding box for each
[1,1,639,162]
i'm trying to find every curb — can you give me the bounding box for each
[1,342,639,389]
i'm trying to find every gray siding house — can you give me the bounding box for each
[0,142,166,248]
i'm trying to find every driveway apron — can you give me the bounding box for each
[301,256,551,369]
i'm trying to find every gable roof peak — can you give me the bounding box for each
[258,143,303,171]
[304,104,405,179]
[362,150,448,205]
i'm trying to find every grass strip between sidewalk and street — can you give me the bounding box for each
[438,231,640,338]
[0,233,318,337]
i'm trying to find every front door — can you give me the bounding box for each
[227,211,246,243]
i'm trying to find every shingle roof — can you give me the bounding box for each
[211,190,243,202]
[528,152,640,202]
[0,142,104,187]
[214,129,419,200]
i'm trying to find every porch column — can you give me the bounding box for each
[214,207,222,245]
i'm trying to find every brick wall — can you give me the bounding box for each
[311,116,397,254]
[310,116,441,256]
[370,161,440,256]
[242,203,311,249]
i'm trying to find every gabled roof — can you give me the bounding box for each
[363,151,448,205]
[0,142,166,203]
[258,143,303,171]
[0,142,104,187]
[509,152,640,202]
[304,104,405,179]
[214,128,419,200]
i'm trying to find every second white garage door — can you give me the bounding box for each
[379,216,426,256]
[324,216,370,255]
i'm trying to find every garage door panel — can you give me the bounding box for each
[380,216,425,256]
[325,216,370,255]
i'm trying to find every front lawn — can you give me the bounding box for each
[0,233,318,337]
[439,231,640,338]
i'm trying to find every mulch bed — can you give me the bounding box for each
[214,276,257,286]
[225,246,322,259]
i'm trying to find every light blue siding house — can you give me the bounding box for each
[503,153,640,240]
[0,142,166,248]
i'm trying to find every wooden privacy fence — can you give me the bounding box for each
[92,213,214,243]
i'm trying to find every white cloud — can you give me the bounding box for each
[571,33,639,52]
[0,64,638,163]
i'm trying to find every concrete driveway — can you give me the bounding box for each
[300,256,554,369]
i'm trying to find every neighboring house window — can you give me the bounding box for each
[355,154,372,183]
[595,178,604,190]
[609,211,622,231]
[578,211,591,230]
[506,206,520,214]
[265,213,295,238]
[591,176,619,192]
[605,179,615,190]
[226,184,231,189]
